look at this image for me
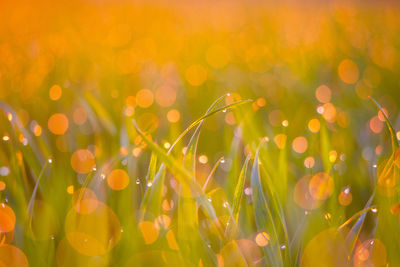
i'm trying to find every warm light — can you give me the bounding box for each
[72,188,98,214]
[256,97,266,107]
[107,169,130,191]
[155,85,176,107]
[294,176,322,210]
[338,59,359,84]
[308,118,321,133]
[304,157,315,168]
[309,172,334,200]
[0,203,16,233]
[66,185,74,195]
[199,155,208,164]
[338,187,352,206]
[329,150,337,163]
[322,103,336,123]
[32,123,42,136]
[49,85,62,101]
[0,245,29,267]
[0,181,5,191]
[167,109,180,123]
[136,89,154,108]
[378,108,389,122]
[292,136,308,154]
[166,230,179,250]
[73,107,87,125]
[315,85,331,103]
[274,134,287,149]
[154,215,171,230]
[139,221,159,244]
[48,113,69,135]
[65,201,121,256]
[70,149,95,174]
[369,116,383,134]
[255,232,270,247]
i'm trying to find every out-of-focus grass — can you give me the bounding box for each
[1,0,400,266]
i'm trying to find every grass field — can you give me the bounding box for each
[1,0,400,266]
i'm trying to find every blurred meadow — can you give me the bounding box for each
[1,0,400,266]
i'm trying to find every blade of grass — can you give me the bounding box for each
[231,155,250,222]
[369,96,399,152]
[132,121,218,222]
[167,98,252,155]
[202,156,224,193]
[251,145,283,266]
[140,163,166,220]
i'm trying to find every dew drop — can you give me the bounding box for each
[136,178,140,185]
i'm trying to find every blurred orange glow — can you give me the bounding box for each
[0,204,15,233]
[255,232,270,247]
[0,244,29,267]
[136,89,154,108]
[73,107,87,125]
[49,85,62,101]
[155,85,176,107]
[308,118,321,133]
[338,187,352,206]
[166,230,179,250]
[274,134,287,149]
[107,169,130,191]
[48,113,69,135]
[354,239,387,266]
[304,157,315,169]
[70,149,95,174]
[139,221,159,245]
[338,59,359,84]
[315,85,331,103]
[65,201,121,256]
[309,172,334,200]
[167,109,181,123]
[294,176,322,210]
[0,182,5,191]
[292,136,308,154]
[72,188,98,215]
[369,116,383,134]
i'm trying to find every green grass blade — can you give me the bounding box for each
[132,121,218,222]
[251,146,283,266]
[140,163,166,220]
[167,98,252,155]
[202,156,224,192]
[231,155,250,222]
[369,96,399,152]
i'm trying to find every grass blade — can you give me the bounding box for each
[251,146,283,266]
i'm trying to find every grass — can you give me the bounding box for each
[0,93,399,266]
[1,1,400,266]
